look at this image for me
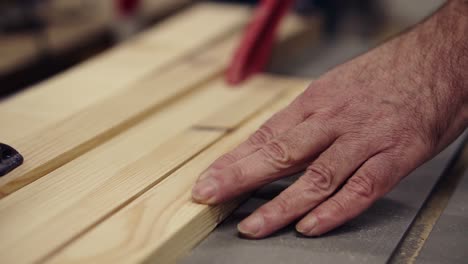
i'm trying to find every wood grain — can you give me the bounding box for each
[0,76,302,264]
[0,26,247,197]
[0,5,312,198]
[46,83,309,264]
[0,5,313,263]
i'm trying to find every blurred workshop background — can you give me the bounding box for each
[0,0,444,98]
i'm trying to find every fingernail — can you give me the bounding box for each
[296,215,318,236]
[192,179,218,203]
[238,214,264,237]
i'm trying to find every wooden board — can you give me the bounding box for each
[0,2,313,198]
[0,4,253,197]
[45,83,308,264]
[0,3,314,263]
[0,76,303,264]
[0,34,235,197]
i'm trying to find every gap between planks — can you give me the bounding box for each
[0,4,312,198]
[0,76,310,264]
[0,79,257,262]
[0,6,313,263]
[0,23,246,197]
[46,84,309,264]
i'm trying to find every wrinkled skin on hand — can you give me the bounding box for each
[192,1,468,238]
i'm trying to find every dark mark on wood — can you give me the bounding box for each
[191,125,232,132]
[0,143,24,177]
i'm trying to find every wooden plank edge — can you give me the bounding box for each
[0,6,313,198]
[46,80,309,264]
[0,76,294,264]
[0,26,244,198]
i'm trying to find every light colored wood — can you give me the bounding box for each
[0,5,313,197]
[0,76,296,264]
[0,80,250,261]
[0,5,313,263]
[46,82,308,264]
[0,23,249,197]
[195,77,288,130]
[0,3,249,143]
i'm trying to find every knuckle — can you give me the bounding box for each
[248,125,275,146]
[272,195,292,215]
[301,163,335,195]
[212,153,238,168]
[395,132,433,159]
[260,140,293,169]
[327,197,347,214]
[345,173,376,199]
[226,165,246,184]
[259,193,294,220]
[311,119,335,144]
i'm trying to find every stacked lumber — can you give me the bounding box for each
[0,0,194,75]
[0,3,314,263]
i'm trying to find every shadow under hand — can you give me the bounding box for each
[218,176,414,239]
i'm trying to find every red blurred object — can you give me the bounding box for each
[116,0,140,17]
[225,0,295,85]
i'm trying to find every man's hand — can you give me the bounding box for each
[192,0,468,238]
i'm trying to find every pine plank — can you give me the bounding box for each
[0,6,312,263]
[0,80,250,258]
[0,6,312,197]
[0,29,244,197]
[0,3,250,143]
[45,82,308,264]
[0,76,303,264]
